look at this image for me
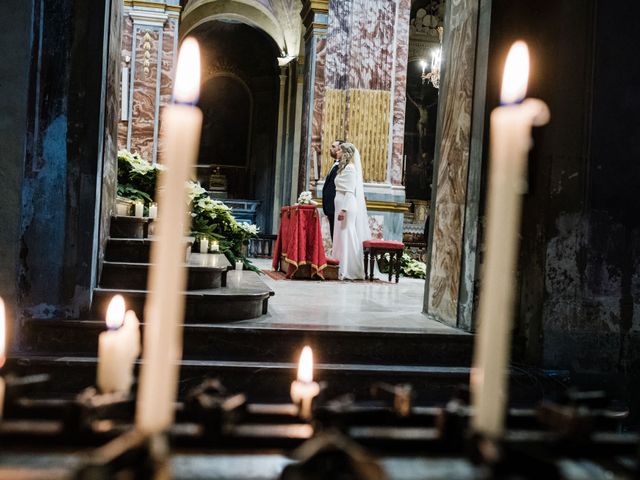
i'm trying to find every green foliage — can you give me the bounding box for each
[378,252,427,279]
[117,150,162,199]
[116,150,260,269]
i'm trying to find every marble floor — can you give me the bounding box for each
[239,259,464,335]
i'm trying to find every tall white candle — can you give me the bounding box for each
[0,298,6,420]
[136,38,203,434]
[97,295,139,394]
[148,202,158,219]
[471,42,550,439]
[199,238,208,254]
[290,346,320,420]
[134,201,144,218]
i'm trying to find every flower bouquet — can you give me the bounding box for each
[297,191,317,206]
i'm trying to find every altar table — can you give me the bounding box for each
[272,205,328,279]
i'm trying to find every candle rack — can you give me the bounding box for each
[1,375,637,479]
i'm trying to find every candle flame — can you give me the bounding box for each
[106,295,126,329]
[0,297,6,368]
[297,346,314,383]
[501,41,529,105]
[173,37,201,104]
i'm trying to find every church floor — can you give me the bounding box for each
[240,259,464,334]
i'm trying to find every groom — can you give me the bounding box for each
[322,139,344,239]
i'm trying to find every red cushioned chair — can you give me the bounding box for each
[362,240,404,283]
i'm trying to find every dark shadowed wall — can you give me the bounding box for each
[13,0,110,323]
[487,0,640,417]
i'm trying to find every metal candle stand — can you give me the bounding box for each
[1,374,638,479]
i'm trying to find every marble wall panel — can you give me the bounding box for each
[325,0,352,90]
[369,215,384,239]
[156,18,177,163]
[317,0,408,188]
[130,27,160,161]
[117,15,133,151]
[391,0,410,185]
[427,0,478,324]
[310,37,327,189]
[348,0,395,91]
[298,37,312,194]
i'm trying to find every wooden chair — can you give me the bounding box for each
[363,240,405,283]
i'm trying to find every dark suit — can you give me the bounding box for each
[322,162,339,239]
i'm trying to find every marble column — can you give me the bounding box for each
[118,0,181,164]
[300,0,411,242]
[424,0,484,328]
[272,66,289,232]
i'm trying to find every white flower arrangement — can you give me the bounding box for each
[297,191,316,205]
[238,222,260,236]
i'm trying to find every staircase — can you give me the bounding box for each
[13,217,567,405]
[92,215,274,322]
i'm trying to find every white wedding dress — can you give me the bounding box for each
[332,149,370,280]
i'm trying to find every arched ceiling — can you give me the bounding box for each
[181,0,302,60]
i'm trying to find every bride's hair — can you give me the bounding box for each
[338,142,356,173]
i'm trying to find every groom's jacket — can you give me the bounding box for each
[322,162,339,216]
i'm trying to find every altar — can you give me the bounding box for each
[272,205,329,279]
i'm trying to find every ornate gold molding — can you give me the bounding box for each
[123,0,181,13]
[313,198,410,213]
[301,0,329,39]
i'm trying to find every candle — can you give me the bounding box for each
[148,202,158,219]
[420,59,427,76]
[134,201,144,218]
[235,260,243,271]
[470,41,550,439]
[97,295,140,394]
[199,238,209,254]
[211,240,219,252]
[290,346,320,420]
[136,38,203,434]
[0,298,6,420]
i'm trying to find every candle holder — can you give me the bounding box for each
[370,382,414,417]
[74,430,168,480]
[182,379,247,441]
[280,429,385,480]
[64,387,135,437]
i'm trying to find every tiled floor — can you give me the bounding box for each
[239,259,464,335]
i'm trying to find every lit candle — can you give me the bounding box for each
[136,38,203,434]
[0,298,6,420]
[199,238,209,254]
[471,41,550,439]
[97,295,140,394]
[148,202,158,219]
[290,346,320,420]
[420,59,427,76]
[134,201,144,218]
[235,260,243,271]
[211,240,219,252]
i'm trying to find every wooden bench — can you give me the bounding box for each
[363,240,405,283]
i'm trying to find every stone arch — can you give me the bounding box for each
[181,0,288,54]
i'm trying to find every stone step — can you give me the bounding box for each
[110,215,151,239]
[100,257,230,291]
[92,271,273,322]
[21,319,473,367]
[7,354,559,406]
[8,354,473,404]
[104,237,195,263]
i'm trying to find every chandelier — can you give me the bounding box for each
[421,47,441,89]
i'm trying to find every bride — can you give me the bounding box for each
[332,142,370,280]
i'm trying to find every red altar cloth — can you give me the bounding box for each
[272,205,328,279]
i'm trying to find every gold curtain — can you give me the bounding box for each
[321,88,391,183]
